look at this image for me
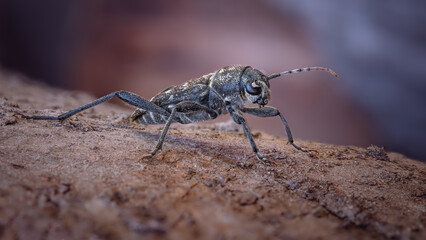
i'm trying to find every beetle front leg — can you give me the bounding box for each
[242,106,308,152]
[228,109,266,161]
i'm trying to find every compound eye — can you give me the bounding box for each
[246,81,261,95]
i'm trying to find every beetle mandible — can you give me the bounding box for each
[24,65,338,160]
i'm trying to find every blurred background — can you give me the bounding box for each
[1,0,425,161]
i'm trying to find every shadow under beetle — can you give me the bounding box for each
[24,65,338,160]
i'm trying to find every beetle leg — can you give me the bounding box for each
[227,107,266,161]
[23,91,170,121]
[144,106,178,158]
[241,106,308,152]
[144,101,218,158]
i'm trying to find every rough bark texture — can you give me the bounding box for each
[0,70,425,240]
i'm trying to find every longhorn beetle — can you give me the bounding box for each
[24,66,338,160]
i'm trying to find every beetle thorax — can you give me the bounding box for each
[208,66,247,110]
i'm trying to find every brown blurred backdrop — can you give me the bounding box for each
[1,0,425,161]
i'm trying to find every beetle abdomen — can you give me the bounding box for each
[137,111,167,125]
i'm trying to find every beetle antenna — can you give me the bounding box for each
[268,67,339,80]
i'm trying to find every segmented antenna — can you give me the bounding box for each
[268,67,339,80]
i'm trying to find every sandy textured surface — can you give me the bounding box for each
[0,70,425,239]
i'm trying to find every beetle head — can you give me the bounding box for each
[240,67,271,107]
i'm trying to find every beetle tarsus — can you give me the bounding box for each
[256,152,267,161]
[291,142,308,152]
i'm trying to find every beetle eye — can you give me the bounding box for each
[246,81,261,95]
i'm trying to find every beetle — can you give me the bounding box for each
[24,65,338,160]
